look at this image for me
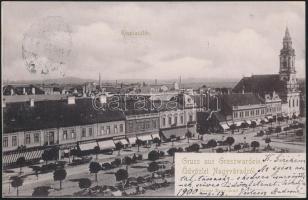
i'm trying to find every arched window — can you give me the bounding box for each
[168,116,172,125]
[289,100,291,108]
[180,115,184,124]
[189,115,193,122]
[174,114,178,125]
[293,99,295,107]
[63,130,67,140]
[162,117,166,127]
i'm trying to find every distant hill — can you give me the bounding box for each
[7,77,96,85]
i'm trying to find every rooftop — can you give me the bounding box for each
[3,98,126,133]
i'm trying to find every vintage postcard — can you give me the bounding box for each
[1,1,306,198]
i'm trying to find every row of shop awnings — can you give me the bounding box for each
[160,127,196,140]
[219,116,274,130]
[78,133,161,151]
[128,133,161,145]
[79,141,98,151]
[3,149,44,166]
[78,140,118,151]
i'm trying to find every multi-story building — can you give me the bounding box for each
[196,91,283,134]
[122,95,160,145]
[263,91,282,120]
[3,96,126,166]
[219,93,268,128]
[157,93,197,140]
[197,93,269,133]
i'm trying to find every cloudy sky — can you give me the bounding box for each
[1,1,305,82]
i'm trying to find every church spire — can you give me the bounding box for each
[282,26,293,50]
[284,26,291,39]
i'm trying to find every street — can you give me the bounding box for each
[2,118,305,197]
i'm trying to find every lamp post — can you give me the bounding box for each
[243,136,247,151]
[213,95,219,111]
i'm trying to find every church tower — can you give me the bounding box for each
[279,27,300,117]
[279,27,296,82]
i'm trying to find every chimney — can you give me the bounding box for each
[83,85,86,97]
[10,88,14,96]
[30,99,34,107]
[23,87,26,95]
[32,87,36,95]
[99,72,101,89]
[179,76,182,89]
[68,96,76,104]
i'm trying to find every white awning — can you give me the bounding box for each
[121,139,129,145]
[3,149,44,165]
[235,121,243,127]
[114,139,129,145]
[137,134,153,141]
[98,140,115,150]
[226,121,234,126]
[112,190,122,196]
[79,141,98,151]
[219,123,229,130]
[64,149,69,153]
[256,119,262,124]
[266,116,273,120]
[151,133,160,140]
[128,137,137,144]
[263,118,269,123]
[245,120,252,125]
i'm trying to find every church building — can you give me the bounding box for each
[233,28,300,118]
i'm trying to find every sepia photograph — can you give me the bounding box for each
[1,1,306,198]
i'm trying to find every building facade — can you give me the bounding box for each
[121,95,160,144]
[263,91,282,118]
[220,93,268,127]
[3,97,126,166]
[157,97,197,141]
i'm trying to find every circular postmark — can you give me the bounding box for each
[22,16,72,77]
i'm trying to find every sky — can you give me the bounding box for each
[1,1,305,82]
